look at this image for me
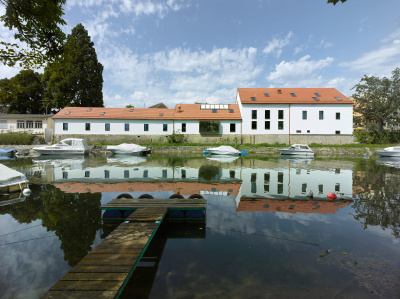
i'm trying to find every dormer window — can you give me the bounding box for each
[251,97,256,101]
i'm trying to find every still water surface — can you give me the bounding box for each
[0,155,399,298]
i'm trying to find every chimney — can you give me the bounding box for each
[178,104,181,112]
[277,89,282,94]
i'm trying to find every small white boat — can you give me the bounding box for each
[33,138,90,155]
[0,164,29,195]
[0,149,16,156]
[107,143,151,156]
[206,155,240,163]
[204,145,245,156]
[278,144,315,156]
[376,145,400,157]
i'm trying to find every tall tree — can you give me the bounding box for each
[0,0,66,68]
[327,0,347,4]
[352,68,400,131]
[0,69,45,113]
[43,23,104,109]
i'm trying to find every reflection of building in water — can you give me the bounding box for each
[34,157,353,214]
[237,198,351,214]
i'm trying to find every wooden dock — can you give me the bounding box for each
[41,197,206,299]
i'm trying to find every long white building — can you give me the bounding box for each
[52,88,353,144]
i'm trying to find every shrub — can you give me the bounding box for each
[0,133,37,145]
[167,131,186,143]
[354,131,400,144]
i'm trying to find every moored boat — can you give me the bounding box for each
[106,143,151,156]
[278,144,315,156]
[204,145,246,156]
[0,163,29,196]
[33,138,90,155]
[376,145,400,157]
[0,149,16,156]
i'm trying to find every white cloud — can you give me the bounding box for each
[263,31,294,58]
[341,29,400,77]
[318,39,333,49]
[267,55,334,85]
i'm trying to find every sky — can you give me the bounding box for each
[1,0,400,109]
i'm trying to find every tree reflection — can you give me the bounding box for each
[353,160,400,237]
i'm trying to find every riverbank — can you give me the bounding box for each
[0,144,382,157]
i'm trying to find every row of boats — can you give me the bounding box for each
[1,138,399,157]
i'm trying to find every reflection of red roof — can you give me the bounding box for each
[53,181,241,196]
[237,198,351,214]
[238,88,353,104]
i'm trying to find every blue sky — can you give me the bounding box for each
[1,0,400,108]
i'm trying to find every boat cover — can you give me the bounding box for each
[0,163,28,187]
[0,149,15,155]
[107,143,147,152]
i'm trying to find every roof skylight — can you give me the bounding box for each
[251,97,256,101]
[100,112,105,115]
[87,108,92,112]
[334,97,342,101]
[290,93,296,97]
[312,97,319,101]
[264,93,270,97]
[314,93,321,97]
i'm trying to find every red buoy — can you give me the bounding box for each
[327,193,337,200]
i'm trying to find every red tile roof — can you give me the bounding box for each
[237,88,353,104]
[173,104,241,120]
[52,107,175,120]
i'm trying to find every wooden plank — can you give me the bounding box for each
[69,265,133,273]
[41,291,117,299]
[61,273,128,281]
[50,280,125,291]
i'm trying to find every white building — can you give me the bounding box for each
[236,88,353,144]
[51,88,353,144]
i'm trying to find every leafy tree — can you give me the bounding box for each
[328,0,347,4]
[0,0,66,68]
[352,68,400,131]
[0,69,45,113]
[43,23,104,109]
[125,104,134,108]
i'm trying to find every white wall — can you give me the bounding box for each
[1,118,50,134]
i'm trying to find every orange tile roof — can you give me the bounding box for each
[52,107,175,120]
[237,88,353,104]
[237,198,351,214]
[52,105,242,120]
[173,104,241,120]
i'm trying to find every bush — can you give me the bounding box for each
[0,133,37,145]
[167,132,186,143]
[354,131,400,144]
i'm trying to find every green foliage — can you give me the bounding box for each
[43,23,104,109]
[353,131,400,144]
[327,0,347,4]
[0,133,36,145]
[352,68,400,131]
[125,105,134,108]
[0,70,45,113]
[167,131,186,143]
[0,0,66,68]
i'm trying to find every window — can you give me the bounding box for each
[85,171,90,178]
[100,112,105,115]
[182,123,186,132]
[105,123,110,131]
[302,183,307,193]
[63,172,68,179]
[182,169,186,179]
[265,110,270,119]
[35,121,42,128]
[252,110,257,119]
[296,130,301,133]
[230,170,235,178]
[251,97,256,101]
[314,93,321,97]
[252,121,257,130]
[124,170,129,178]
[163,124,168,132]
[125,123,129,131]
[63,123,68,131]
[212,109,217,113]
[85,123,90,131]
[0,120,6,129]
[335,183,340,192]
[264,93,270,97]
[290,93,296,97]
[278,110,284,119]
[336,112,340,120]
[199,121,219,133]
[302,111,307,120]
[229,109,234,113]
[66,111,70,115]
[230,123,236,132]
[335,131,341,135]
[312,97,319,101]
[319,111,324,120]
[143,170,148,177]
[104,170,110,178]
[159,113,163,116]
[278,121,284,130]
[318,184,323,194]
[17,120,24,128]
[265,121,270,130]
[278,172,283,183]
[264,173,270,183]
[144,124,149,131]
[162,169,167,178]
[251,173,257,182]
[87,108,92,111]
[26,121,33,128]
[129,109,134,112]
[334,97,342,101]
[277,184,283,194]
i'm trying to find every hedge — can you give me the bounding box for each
[0,133,37,145]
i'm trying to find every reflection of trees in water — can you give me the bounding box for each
[40,186,102,266]
[353,160,400,237]
[199,165,220,182]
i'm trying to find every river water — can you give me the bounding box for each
[0,154,399,298]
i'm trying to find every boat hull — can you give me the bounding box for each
[376,150,400,157]
[278,150,315,156]
[109,149,150,156]
[33,148,89,155]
